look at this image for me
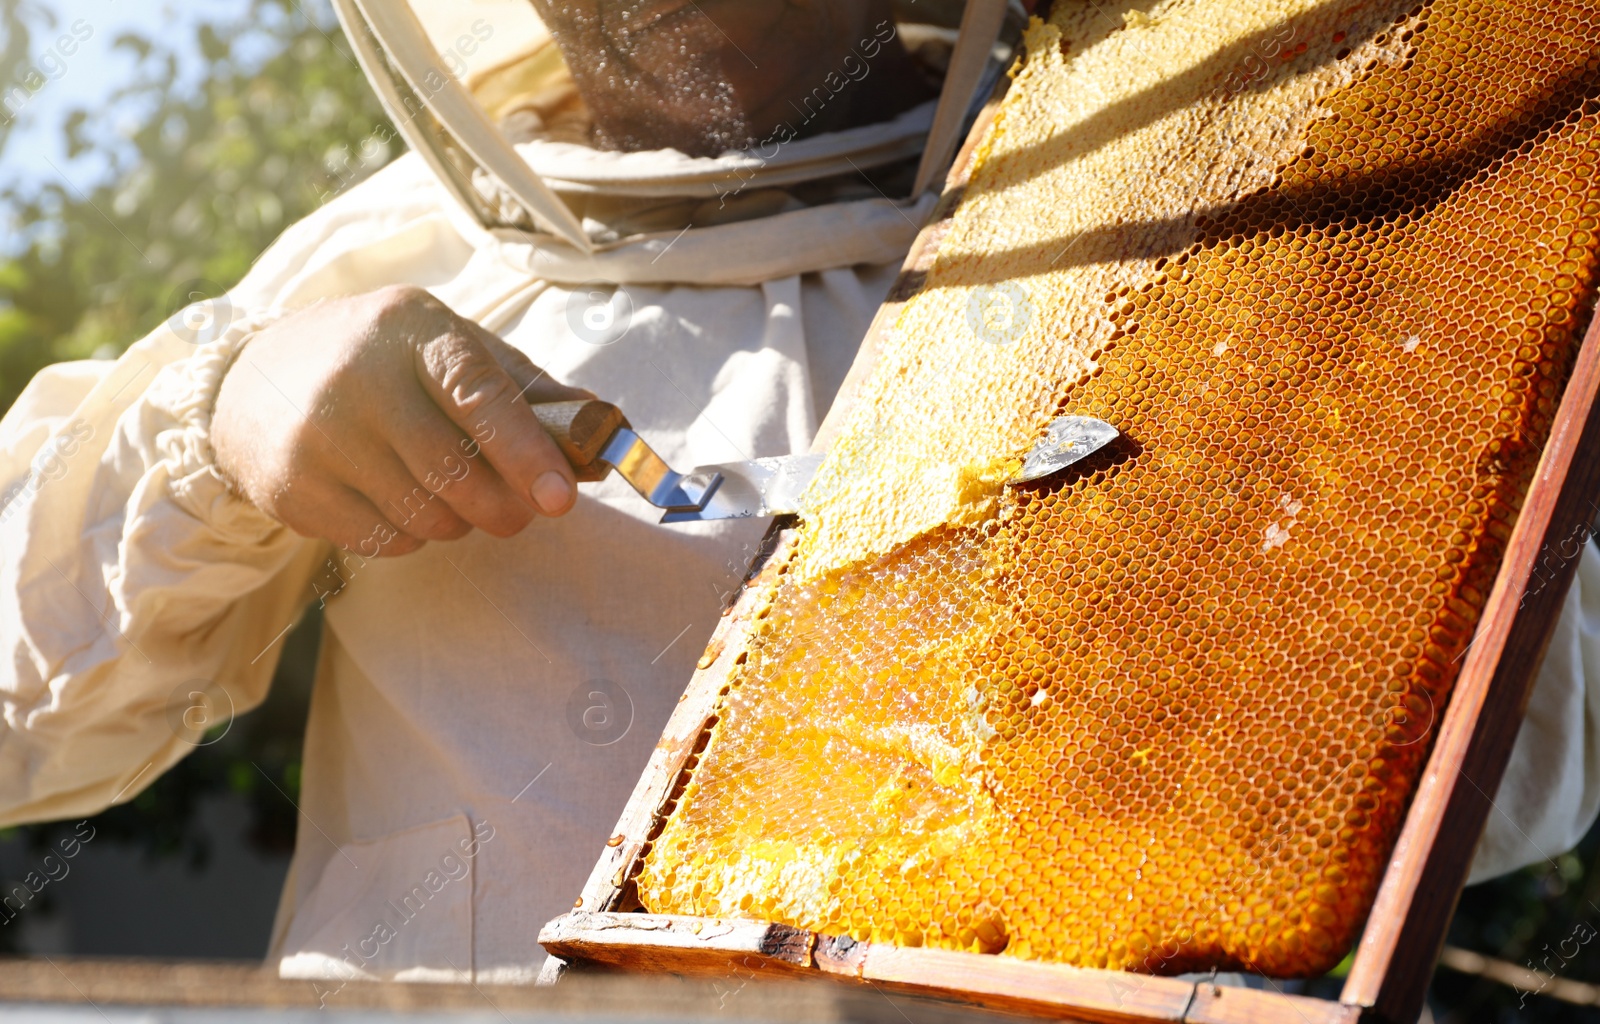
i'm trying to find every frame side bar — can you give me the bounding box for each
[1341,302,1600,1021]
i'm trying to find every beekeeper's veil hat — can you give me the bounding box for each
[330,0,1019,254]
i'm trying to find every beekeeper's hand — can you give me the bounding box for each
[212,285,590,556]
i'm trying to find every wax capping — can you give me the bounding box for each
[635,0,1600,976]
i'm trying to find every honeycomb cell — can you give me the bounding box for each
[634,0,1600,980]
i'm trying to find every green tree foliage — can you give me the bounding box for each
[0,0,393,410]
[0,1,47,156]
[0,0,387,917]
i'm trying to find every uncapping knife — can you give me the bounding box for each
[530,400,1119,525]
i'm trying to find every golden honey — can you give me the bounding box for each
[635,0,1600,978]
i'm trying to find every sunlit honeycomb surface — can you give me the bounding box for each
[636,0,1600,977]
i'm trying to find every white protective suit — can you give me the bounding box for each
[0,14,1596,985]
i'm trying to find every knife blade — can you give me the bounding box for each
[530,400,1119,525]
[657,453,825,524]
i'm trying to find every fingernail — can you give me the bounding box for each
[532,471,574,515]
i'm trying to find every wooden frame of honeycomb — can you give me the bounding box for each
[541,3,1600,1021]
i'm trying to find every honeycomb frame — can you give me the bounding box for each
[542,3,1600,1020]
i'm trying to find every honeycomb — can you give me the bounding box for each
[633,0,1600,978]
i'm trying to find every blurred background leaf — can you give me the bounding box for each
[0,0,387,956]
[0,0,393,409]
[0,1,49,155]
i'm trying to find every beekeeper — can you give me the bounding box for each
[0,0,1595,989]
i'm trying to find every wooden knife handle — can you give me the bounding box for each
[531,399,626,483]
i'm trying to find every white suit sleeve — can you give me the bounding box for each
[0,318,328,827]
[1468,541,1600,883]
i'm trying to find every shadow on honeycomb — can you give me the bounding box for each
[632,0,1600,980]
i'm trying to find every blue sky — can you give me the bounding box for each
[2,0,291,198]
